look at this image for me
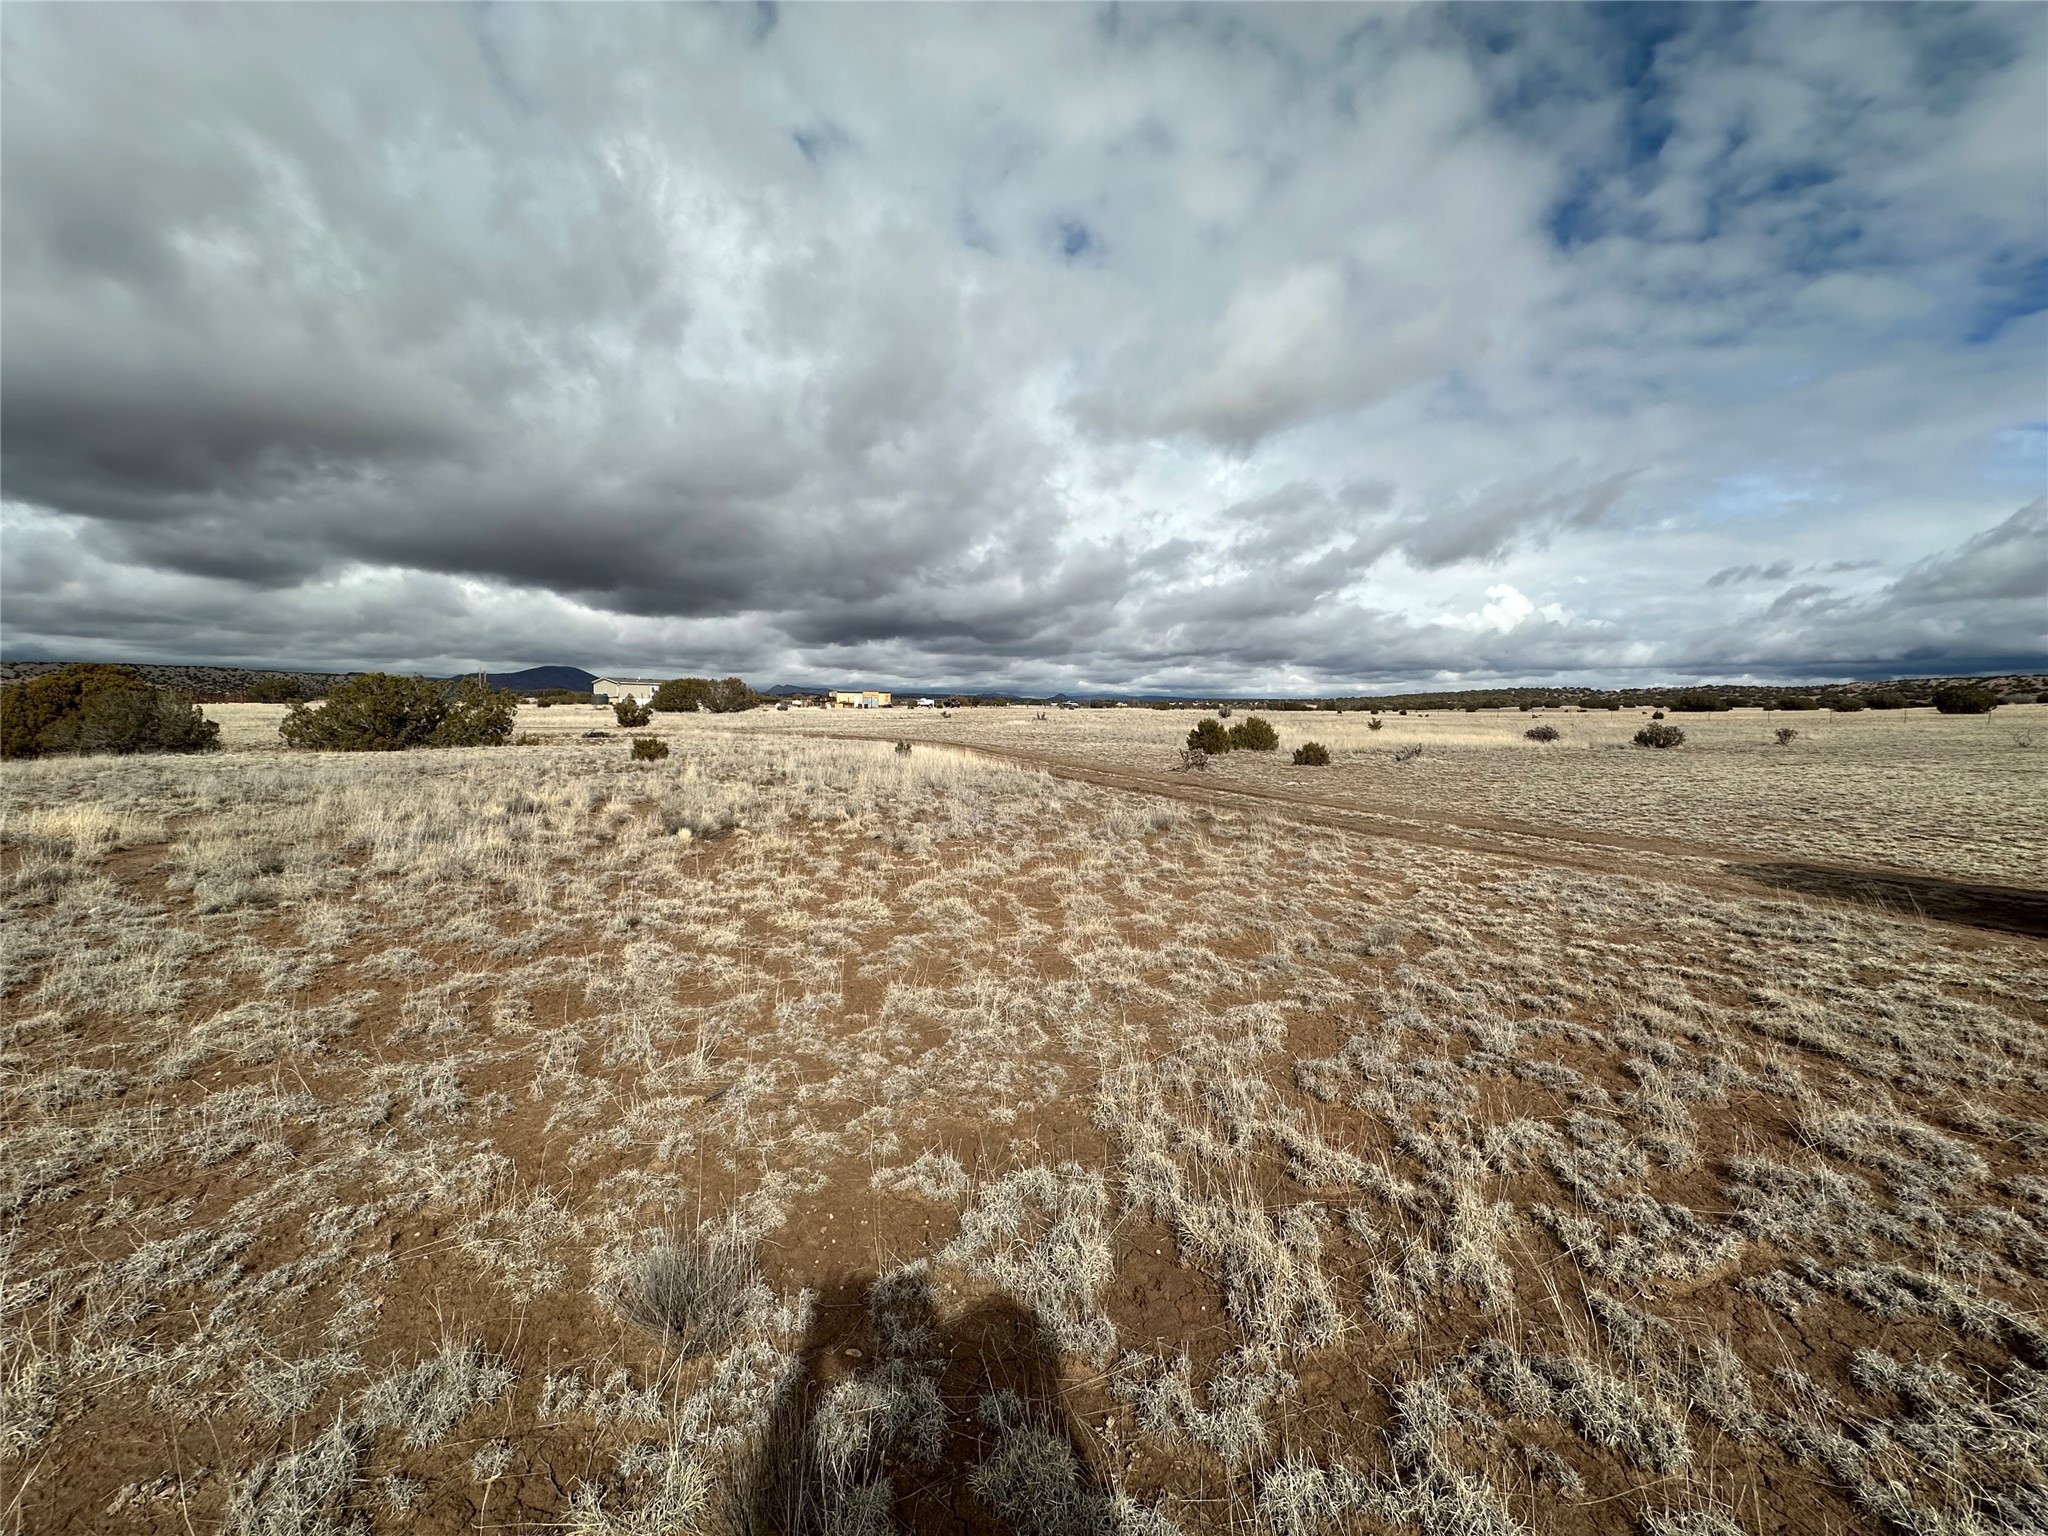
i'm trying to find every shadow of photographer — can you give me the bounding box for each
[731,1266,1113,1535]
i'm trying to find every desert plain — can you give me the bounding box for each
[4,700,2045,1536]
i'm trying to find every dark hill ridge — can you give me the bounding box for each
[479,665,596,693]
[1,662,2038,706]
[0,661,359,698]
[0,662,599,698]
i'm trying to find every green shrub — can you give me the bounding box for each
[1186,718,1232,754]
[248,675,309,703]
[613,696,653,728]
[3,665,142,758]
[1367,716,1384,732]
[1775,726,1799,745]
[280,674,515,751]
[1292,741,1330,766]
[631,737,670,761]
[434,679,521,746]
[1671,693,1728,713]
[1932,683,1998,715]
[0,664,220,758]
[1865,691,1908,710]
[651,678,707,713]
[1829,697,1866,712]
[1633,722,1686,749]
[53,687,220,756]
[1226,716,1279,751]
[1524,724,1560,742]
[1774,696,1819,711]
[717,678,759,712]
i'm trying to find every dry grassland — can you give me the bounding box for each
[3,704,2044,1535]
[732,704,2048,886]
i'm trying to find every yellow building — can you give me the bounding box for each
[830,690,892,709]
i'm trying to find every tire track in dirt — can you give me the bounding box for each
[817,730,2048,941]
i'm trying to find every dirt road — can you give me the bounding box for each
[823,731,2048,940]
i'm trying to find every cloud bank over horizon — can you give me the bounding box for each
[3,4,2043,692]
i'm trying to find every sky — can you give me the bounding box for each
[2,3,2044,694]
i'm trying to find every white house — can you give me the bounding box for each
[591,678,666,704]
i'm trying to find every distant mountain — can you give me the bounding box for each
[480,665,596,693]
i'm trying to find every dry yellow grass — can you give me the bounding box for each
[5,708,2043,1535]
[734,701,2048,883]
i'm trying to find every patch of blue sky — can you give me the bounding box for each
[1420,370,1498,426]
[1900,4,2028,101]
[1981,422,2048,491]
[1659,356,1823,411]
[1966,254,2048,345]
[1693,472,1829,524]
[1058,219,1094,259]
[791,122,849,166]
[1545,180,1607,251]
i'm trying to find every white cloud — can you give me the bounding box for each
[1,5,2041,690]
[1441,584,1572,635]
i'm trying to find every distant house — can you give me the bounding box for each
[831,690,893,709]
[591,677,665,704]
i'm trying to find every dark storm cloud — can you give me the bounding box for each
[1702,499,2047,669]
[1706,558,1882,591]
[1706,561,1794,588]
[2,4,2042,691]
[1384,471,1641,572]
[1885,498,2047,606]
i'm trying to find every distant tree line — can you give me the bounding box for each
[1320,675,2042,713]
[247,675,322,703]
[0,661,346,701]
